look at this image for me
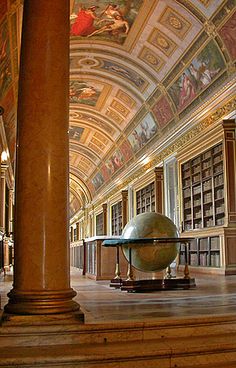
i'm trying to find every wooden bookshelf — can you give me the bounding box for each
[95,212,103,236]
[179,236,220,268]
[111,201,122,235]
[182,143,224,231]
[136,181,155,214]
[178,119,236,274]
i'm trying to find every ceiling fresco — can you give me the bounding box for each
[0,0,235,219]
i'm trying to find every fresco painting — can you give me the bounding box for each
[128,113,158,153]
[101,164,110,182]
[219,11,236,61]
[70,1,143,44]
[92,172,105,191]
[69,126,84,142]
[0,21,12,100]
[70,80,102,106]
[105,149,124,176]
[120,140,133,161]
[101,59,147,90]
[168,40,225,112]
[152,96,174,129]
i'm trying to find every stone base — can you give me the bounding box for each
[1,309,84,326]
[1,314,236,367]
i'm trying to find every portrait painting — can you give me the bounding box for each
[128,113,158,153]
[219,11,236,61]
[92,172,105,191]
[69,126,84,142]
[0,21,12,100]
[152,96,174,129]
[168,40,225,111]
[69,80,102,106]
[70,0,143,44]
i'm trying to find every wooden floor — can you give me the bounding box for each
[1,267,236,324]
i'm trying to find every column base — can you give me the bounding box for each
[4,288,82,316]
[1,309,84,326]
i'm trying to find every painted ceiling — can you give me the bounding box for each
[0,0,236,219]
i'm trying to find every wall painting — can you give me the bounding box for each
[105,148,124,177]
[69,126,84,142]
[128,113,158,153]
[168,40,225,112]
[70,0,143,44]
[120,139,133,161]
[152,96,174,129]
[69,80,102,106]
[219,11,236,61]
[99,59,147,91]
[92,172,105,191]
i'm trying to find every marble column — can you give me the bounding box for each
[4,0,81,316]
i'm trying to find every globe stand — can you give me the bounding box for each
[110,245,123,288]
[103,238,196,293]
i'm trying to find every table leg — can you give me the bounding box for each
[114,245,121,280]
[126,247,134,281]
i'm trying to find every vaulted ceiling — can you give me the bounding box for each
[68,0,236,218]
[0,0,235,219]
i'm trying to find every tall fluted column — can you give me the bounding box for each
[4,0,81,316]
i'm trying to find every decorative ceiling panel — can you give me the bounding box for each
[0,0,235,219]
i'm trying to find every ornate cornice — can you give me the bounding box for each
[83,97,236,218]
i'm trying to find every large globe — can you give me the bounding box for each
[121,212,179,272]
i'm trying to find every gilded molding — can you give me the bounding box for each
[89,97,236,213]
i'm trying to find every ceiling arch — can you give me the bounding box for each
[68,0,235,217]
